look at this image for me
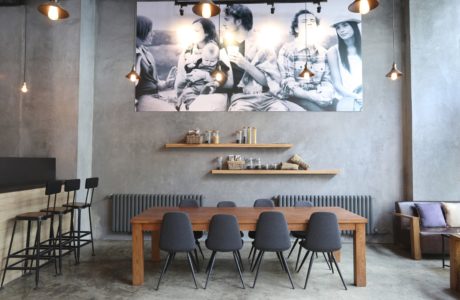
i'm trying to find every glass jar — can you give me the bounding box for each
[216,156,223,170]
[205,130,212,144]
[211,130,220,144]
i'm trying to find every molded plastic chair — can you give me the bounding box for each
[297,212,347,290]
[179,199,205,261]
[156,212,198,290]
[217,201,244,238]
[204,214,245,289]
[251,211,295,289]
[287,201,313,271]
[248,199,275,264]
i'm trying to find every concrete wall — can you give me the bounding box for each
[91,0,404,242]
[410,1,460,200]
[0,0,81,179]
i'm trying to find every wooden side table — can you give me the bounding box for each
[450,234,460,292]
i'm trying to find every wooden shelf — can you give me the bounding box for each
[165,143,293,149]
[210,169,340,175]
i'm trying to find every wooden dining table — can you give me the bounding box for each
[130,206,368,287]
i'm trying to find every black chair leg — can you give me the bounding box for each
[303,251,315,289]
[251,250,263,272]
[204,251,217,289]
[186,252,198,289]
[297,250,310,273]
[331,252,347,290]
[295,245,302,272]
[58,214,63,275]
[23,220,32,274]
[280,252,295,289]
[251,250,264,288]
[193,249,200,272]
[156,253,172,290]
[250,248,258,271]
[322,252,332,271]
[327,252,334,273]
[1,220,17,289]
[35,220,41,289]
[205,251,216,274]
[248,245,254,260]
[232,251,245,289]
[276,251,286,272]
[287,238,299,259]
[236,250,244,272]
[88,207,95,256]
[196,241,205,260]
[77,208,82,264]
[70,210,78,264]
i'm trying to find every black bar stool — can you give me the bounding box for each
[62,177,98,262]
[1,181,61,289]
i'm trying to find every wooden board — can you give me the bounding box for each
[165,143,293,149]
[210,169,340,175]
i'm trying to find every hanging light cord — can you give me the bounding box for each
[23,4,27,83]
[304,1,307,51]
[391,0,395,62]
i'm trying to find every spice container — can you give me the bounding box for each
[211,130,220,144]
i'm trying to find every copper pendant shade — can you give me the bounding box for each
[192,0,220,18]
[126,65,141,82]
[385,62,403,80]
[38,0,69,20]
[299,64,315,79]
[211,65,228,85]
[348,0,379,14]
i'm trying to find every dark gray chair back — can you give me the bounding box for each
[179,199,200,208]
[254,199,275,207]
[217,201,237,208]
[254,212,291,251]
[206,214,242,251]
[159,212,196,252]
[304,212,341,252]
[295,200,313,207]
[85,177,99,189]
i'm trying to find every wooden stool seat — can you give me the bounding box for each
[63,202,88,209]
[40,207,72,214]
[16,211,48,220]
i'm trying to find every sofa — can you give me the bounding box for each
[394,201,460,260]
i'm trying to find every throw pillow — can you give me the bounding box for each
[414,203,446,228]
[442,202,460,227]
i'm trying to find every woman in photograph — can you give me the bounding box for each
[136,15,176,111]
[174,18,228,111]
[326,19,363,111]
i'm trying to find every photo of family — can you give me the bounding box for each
[135,0,362,112]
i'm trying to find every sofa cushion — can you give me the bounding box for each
[442,202,460,227]
[414,203,446,228]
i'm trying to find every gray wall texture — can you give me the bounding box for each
[2,0,458,243]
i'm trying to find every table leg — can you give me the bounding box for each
[152,231,160,262]
[354,223,366,287]
[132,223,144,285]
[450,236,460,292]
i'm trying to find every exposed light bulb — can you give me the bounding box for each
[129,73,138,82]
[215,72,223,82]
[48,5,59,20]
[21,82,28,93]
[202,3,212,18]
[359,0,370,14]
[303,73,311,79]
[390,72,398,81]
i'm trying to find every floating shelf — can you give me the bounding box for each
[210,169,340,175]
[165,143,293,149]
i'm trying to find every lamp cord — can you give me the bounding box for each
[392,0,395,62]
[23,3,27,82]
[304,1,307,50]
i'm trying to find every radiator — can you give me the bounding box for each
[111,194,203,233]
[277,195,373,235]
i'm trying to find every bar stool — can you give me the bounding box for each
[62,177,98,264]
[1,181,61,289]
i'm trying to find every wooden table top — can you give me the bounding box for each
[131,207,368,225]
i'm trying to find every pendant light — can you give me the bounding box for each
[348,0,379,15]
[211,3,227,85]
[299,2,315,79]
[126,8,140,83]
[21,4,28,93]
[38,0,69,21]
[192,0,220,18]
[385,0,403,80]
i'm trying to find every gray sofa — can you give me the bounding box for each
[394,201,460,259]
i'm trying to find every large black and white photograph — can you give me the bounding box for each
[135,0,362,112]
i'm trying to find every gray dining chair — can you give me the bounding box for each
[248,199,275,266]
[297,212,347,290]
[156,212,198,290]
[179,199,205,262]
[204,214,245,289]
[251,211,295,289]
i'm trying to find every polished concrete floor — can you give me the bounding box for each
[0,240,458,300]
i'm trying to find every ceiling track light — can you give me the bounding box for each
[348,0,379,15]
[192,0,220,18]
[38,0,69,21]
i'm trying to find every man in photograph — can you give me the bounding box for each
[277,9,336,111]
[221,4,288,111]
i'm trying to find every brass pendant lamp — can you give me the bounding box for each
[126,7,141,83]
[211,3,227,85]
[348,0,379,15]
[38,0,69,21]
[299,1,315,79]
[192,0,220,18]
[385,0,403,80]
